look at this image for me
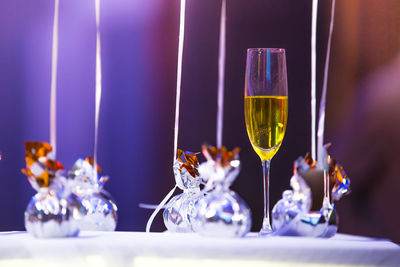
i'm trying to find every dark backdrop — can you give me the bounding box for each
[0,0,399,241]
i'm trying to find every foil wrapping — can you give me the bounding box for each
[22,142,84,238]
[68,158,117,231]
[24,182,83,238]
[193,145,251,238]
[163,149,202,232]
[272,146,350,237]
[22,141,64,191]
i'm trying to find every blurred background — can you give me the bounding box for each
[0,0,399,242]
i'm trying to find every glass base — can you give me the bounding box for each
[258,218,273,236]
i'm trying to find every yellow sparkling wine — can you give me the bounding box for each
[245,96,288,161]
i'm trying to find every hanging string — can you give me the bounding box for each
[146,0,186,233]
[216,0,226,148]
[93,0,102,180]
[173,0,186,163]
[145,185,177,233]
[311,0,318,160]
[317,0,336,163]
[50,0,59,158]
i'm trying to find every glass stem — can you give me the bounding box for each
[323,170,328,202]
[323,170,331,207]
[261,159,273,234]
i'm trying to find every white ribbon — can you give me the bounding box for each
[93,0,102,181]
[145,0,186,233]
[317,0,336,163]
[173,0,186,162]
[145,185,177,233]
[216,0,226,148]
[311,0,318,160]
[138,203,163,209]
[50,0,59,157]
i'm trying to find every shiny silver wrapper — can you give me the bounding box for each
[68,158,118,231]
[78,191,118,231]
[192,188,251,238]
[272,187,337,237]
[24,181,84,238]
[173,158,201,191]
[163,159,202,233]
[194,146,251,238]
[271,150,350,238]
[163,187,201,233]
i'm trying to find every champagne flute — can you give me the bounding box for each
[244,48,288,236]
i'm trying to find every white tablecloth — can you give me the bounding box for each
[0,231,399,267]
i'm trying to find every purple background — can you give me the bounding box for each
[0,0,399,242]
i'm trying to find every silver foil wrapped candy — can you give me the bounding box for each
[192,146,251,238]
[68,158,118,231]
[163,149,203,232]
[25,179,83,238]
[22,141,84,238]
[272,147,350,237]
